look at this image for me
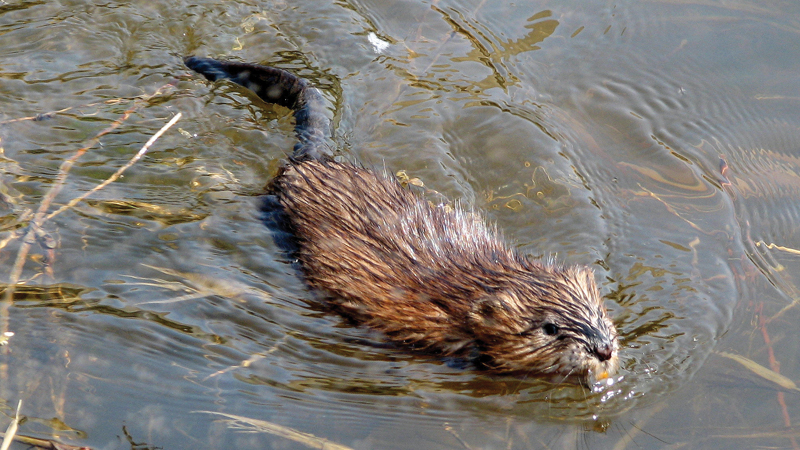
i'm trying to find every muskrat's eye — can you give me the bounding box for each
[542,323,559,336]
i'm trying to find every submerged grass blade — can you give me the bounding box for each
[195,411,355,450]
[718,351,800,392]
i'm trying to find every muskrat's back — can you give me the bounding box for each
[186,57,619,385]
[273,159,499,352]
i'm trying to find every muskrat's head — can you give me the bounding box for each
[467,264,618,386]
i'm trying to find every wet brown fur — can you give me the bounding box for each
[271,160,619,383]
[186,57,619,384]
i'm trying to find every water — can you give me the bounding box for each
[2,0,800,448]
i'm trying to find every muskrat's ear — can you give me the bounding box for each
[469,294,525,336]
[472,295,504,318]
[468,295,504,336]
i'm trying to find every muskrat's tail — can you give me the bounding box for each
[185,56,330,161]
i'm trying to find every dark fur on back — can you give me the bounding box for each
[186,56,619,385]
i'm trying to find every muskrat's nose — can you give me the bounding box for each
[593,341,615,362]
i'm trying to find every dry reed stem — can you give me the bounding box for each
[1,84,178,345]
[44,112,182,221]
[0,400,21,450]
[4,103,139,298]
[0,98,130,125]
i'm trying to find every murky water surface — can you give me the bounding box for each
[2,0,800,448]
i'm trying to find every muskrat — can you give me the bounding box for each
[185,56,619,385]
